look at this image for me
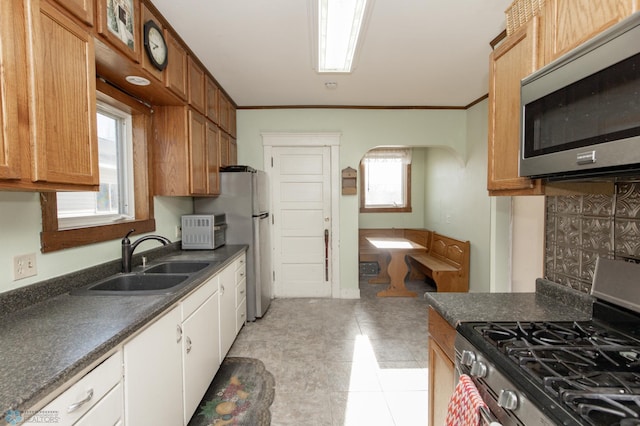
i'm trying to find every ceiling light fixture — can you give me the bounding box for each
[312,0,373,73]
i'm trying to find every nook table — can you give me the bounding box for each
[365,237,427,297]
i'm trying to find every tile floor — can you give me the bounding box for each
[227,278,434,426]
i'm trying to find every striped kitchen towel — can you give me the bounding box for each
[445,374,487,426]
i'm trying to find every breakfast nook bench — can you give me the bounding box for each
[407,233,470,292]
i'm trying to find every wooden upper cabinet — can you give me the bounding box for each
[229,104,237,138]
[219,131,230,168]
[49,0,94,26]
[487,17,544,195]
[206,77,219,124]
[32,2,98,186]
[188,111,207,195]
[542,0,638,64]
[0,0,21,181]
[206,121,221,195]
[188,56,206,114]
[96,0,140,63]
[140,3,163,82]
[218,92,230,133]
[153,107,219,196]
[164,30,187,100]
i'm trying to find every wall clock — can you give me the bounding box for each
[143,19,167,71]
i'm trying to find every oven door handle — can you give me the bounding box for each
[479,406,502,426]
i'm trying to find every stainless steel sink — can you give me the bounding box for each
[72,273,190,295]
[143,261,211,274]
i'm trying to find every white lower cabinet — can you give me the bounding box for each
[41,350,123,425]
[123,306,183,425]
[235,260,247,334]
[40,251,248,426]
[220,253,246,358]
[182,276,220,424]
[123,254,245,425]
[219,262,236,359]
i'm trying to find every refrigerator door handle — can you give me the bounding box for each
[324,229,329,281]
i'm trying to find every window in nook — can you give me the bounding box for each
[360,148,412,213]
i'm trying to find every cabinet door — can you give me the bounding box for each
[0,0,21,180]
[183,292,221,424]
[206,121,221,195]
[33,2,98,186]
[219,262,237,359]
[487,18,544,195]
[153,106,190,196]
[124,306,183,426]
[428,337,455,426]
[219,132,230,168]
[189,110,208,195]
[164,30,187,100]
[543,0,637,64]
[218,92,230,133]
[51,0,94,26]
[229,104,237,138]
[188,56,206,114]
[206,77,219,124]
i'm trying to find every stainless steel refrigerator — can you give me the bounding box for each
[194,166,272,321]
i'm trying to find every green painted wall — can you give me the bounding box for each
[0,193,191,292]
[236,104,496,294]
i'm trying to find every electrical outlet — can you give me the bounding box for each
[175,225,182,239]
[14,253,37,280]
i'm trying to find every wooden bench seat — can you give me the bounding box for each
[409,253,458,272]
[407,233,469,292]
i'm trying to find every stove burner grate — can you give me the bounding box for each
[475,321,640,425]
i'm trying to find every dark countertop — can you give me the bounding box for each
[424,278,595,328]
[0,245,247,416]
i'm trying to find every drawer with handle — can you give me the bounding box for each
[40,350,122,425]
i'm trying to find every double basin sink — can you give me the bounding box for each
[72,261,216,296]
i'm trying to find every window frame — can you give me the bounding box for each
[40,80,155,252]
[359,150,412,213]
[56,102,135,229]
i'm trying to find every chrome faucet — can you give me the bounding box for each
[122,229,171,273]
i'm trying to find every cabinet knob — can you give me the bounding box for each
[186,336,192,354]
[176,324,183,343]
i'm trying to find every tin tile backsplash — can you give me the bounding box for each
[545,181,640,293]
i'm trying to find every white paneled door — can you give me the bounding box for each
[270,146,332,297]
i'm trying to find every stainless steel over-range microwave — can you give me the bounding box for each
[520,12,640,180]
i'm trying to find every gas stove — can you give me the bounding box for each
[455,258,640,426]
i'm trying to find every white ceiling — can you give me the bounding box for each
[151,0,513,107]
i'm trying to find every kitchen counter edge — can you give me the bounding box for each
[424,278,595,328]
